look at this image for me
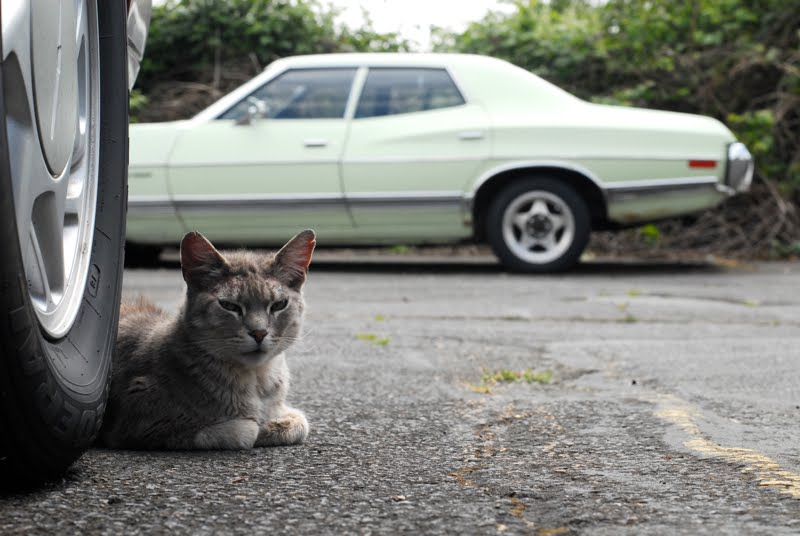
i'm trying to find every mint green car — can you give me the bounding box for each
[127,53,753,272]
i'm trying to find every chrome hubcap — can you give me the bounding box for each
[502,190,575,264]
[3,0,100,338]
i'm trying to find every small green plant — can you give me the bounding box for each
[616,302,638,322]
[638,224,661,247]
[355,333,390,346]
[386,244,410,255]
[469,368,553,393]
[373,314,386,322]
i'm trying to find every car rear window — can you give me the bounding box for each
[355,68,465,119]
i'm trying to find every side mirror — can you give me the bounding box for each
[235,96,269,126]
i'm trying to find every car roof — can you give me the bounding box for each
[191,52,577,122]
[268,52,509,70]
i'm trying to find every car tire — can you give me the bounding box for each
[0,0,128,486]
[486,177,591,273]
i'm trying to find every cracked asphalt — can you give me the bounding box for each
[2,256,800,534]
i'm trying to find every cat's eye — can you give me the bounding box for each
[218,300,242,315]
[270,299,289,313]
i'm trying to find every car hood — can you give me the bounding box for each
[129,121,188,167]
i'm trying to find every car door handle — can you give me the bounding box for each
[304,138,329,148]
[458,130,484,140]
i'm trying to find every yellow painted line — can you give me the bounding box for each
[656,395,800,499]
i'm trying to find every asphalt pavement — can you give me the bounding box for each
[2,254,800,535]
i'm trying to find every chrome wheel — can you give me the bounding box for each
[3,0,100,338]
[501,190,576,265]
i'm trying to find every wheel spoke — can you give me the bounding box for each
[72,0,89,166]
[539,233,558,252]
[27,194,68,310]
[529,199,549,216]
[519,233,537,250]
[548,213,566,232]
[513,212,529,231]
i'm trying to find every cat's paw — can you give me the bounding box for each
[194,418,259,450]
[256,409,309,447]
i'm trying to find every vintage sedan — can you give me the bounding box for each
[127,53,753,271]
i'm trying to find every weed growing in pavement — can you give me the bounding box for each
[468,368,553,393]
[616,302,639,323]
[355,333,390,346]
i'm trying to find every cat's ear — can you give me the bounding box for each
[180,232,230,290]
[272,230,316,289]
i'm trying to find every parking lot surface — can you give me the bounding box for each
[2,257,800,534]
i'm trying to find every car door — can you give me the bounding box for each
[166,68,357,245]
[341,67,490,242]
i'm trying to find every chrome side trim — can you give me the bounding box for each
[604,176,718,194]
[347,191,463,209]
[345,155,484,164]
[128,195,174,211]
[127,192,465,212]
[490,155,721,162]
[166,159,340,168]
[605,176,726,224]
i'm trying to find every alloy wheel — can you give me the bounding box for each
[3,0,100,338]
[501,190,576,265]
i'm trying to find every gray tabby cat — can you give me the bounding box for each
[99,230,315,450]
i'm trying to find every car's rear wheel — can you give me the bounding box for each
[0,0,128,486]
[486,177,591,273]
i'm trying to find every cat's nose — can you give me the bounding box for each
[249,330,267,344]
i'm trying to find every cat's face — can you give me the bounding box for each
[179,230,315,367]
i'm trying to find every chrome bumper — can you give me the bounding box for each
[127,0,152,89]
[724,142,754,194]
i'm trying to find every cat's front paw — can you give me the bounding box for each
[194,418,259,450]
[256,409,309,447]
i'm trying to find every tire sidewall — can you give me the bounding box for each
[486,177,591,273]
[0,0,128,480]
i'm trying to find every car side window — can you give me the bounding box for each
[218,68,357,121]
[355,68,465,119]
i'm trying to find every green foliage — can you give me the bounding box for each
[136,0,409,106]
[128,89,148,123]
[436,0,800,196]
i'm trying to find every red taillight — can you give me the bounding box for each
[688,160,717,168]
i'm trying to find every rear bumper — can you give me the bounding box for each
[604,143,754,225]
[605,176,728,224]
[722,142,754,194]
